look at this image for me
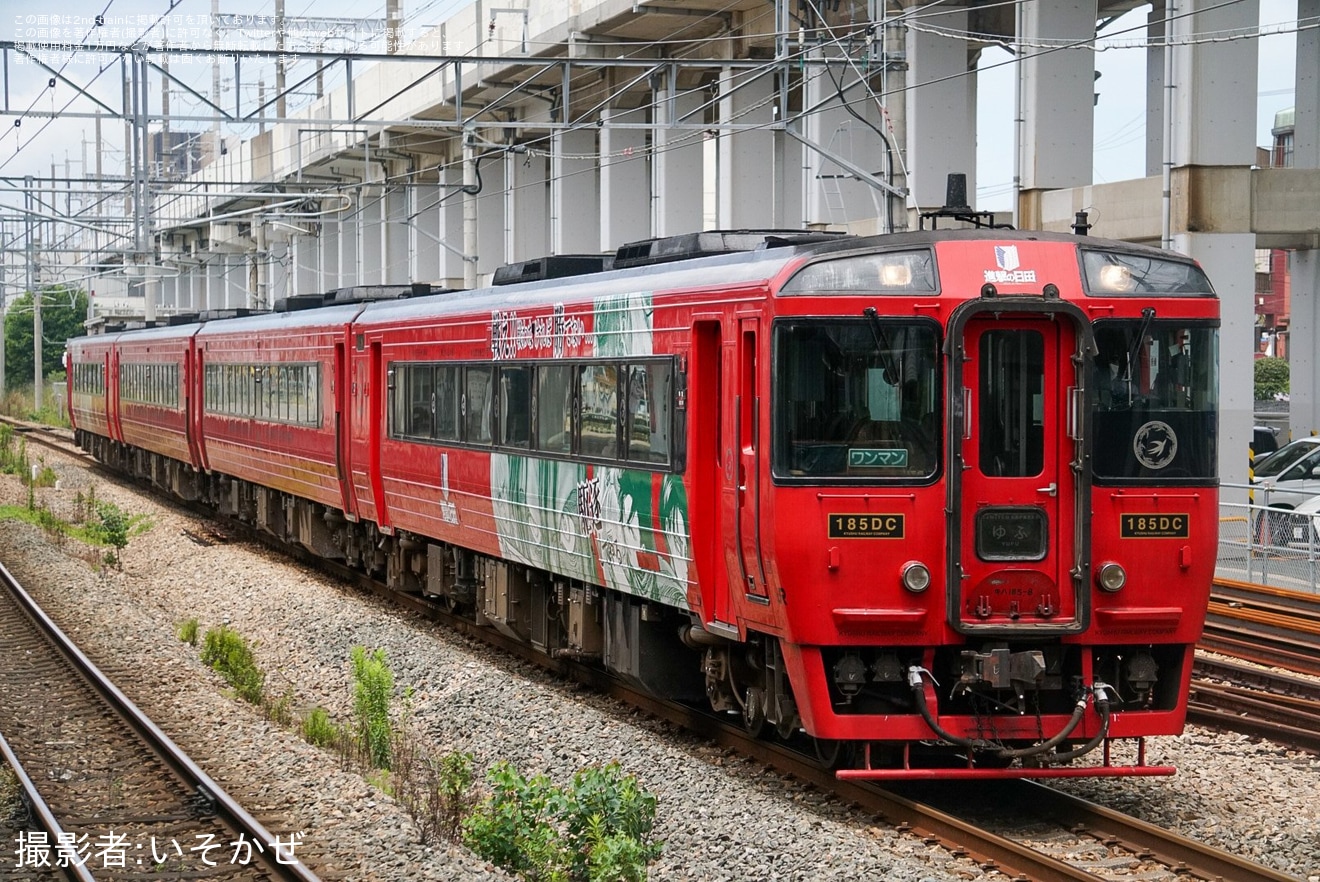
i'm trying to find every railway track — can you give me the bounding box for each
[3,415,1310,881]
[1189,657,1320,754]
[0,559,321,882]
[1204,579,1320,677]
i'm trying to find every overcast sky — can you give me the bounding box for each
[0,0,1304,208]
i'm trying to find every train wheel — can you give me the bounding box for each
[743,686,767,738]
[813,737,844,769]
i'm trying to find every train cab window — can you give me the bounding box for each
[1091,322,1218,481]
[774,320,939,480]
[978,330,1044,478]
[537,364,574,454]
[579,364,620,459]
[498,365,532,448]
[626,362,672,466]
[465,366,494,445]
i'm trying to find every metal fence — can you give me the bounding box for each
[1218,482,1320,593]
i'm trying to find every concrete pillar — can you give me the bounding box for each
[507,150,549,262]
[291,233,317,297]
[1175,233,1255,486]
[231,256,249,309]
[716,67,776,228]
[269,240,290,304]
[1145,4,1166,178]
[1018,0,1096,215]
[319,219,340,292]
[1286,0,1319,437]
[1167,0,1258,486]
[361,193,384,285]
[385,184,410,284]
[413,181,442,283]
[1291,253,1320,437]
[339,199,360,288]
[205,259,223,311]
[1170,0,1259,168]
[904,3,976,212]
[599,106,649,250]
[1299,0,1319,169]
[474,156,507,282]
[802,52,892,231]
[652,83,703,237]
[551,129,599,254]
[441,164,466,286]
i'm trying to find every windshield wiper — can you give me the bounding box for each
[863,306,902,385]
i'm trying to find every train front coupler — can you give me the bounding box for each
[907,666,1113,762]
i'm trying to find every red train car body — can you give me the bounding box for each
[68,229,1220,778]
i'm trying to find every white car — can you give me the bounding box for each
[1251,437,1320,507]
[1250,437,1320,545]
[1276,493,1320,548]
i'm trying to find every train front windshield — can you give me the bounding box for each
[774,320,940,480]
[1091,322,1218,481]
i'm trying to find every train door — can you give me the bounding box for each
[348,335,376,523]
[368,340,390,531]
[334,340,358,520]
[735,316,769,601]
[184,345,206,471]
[952,314,1085,633]
[690,319,733,626]
[107,349,122,442]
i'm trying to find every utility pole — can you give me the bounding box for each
[27,181,42,411]
[276,0,287,117]
[0,219,7,395]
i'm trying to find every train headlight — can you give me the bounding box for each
[1096,562,1127,593]
[879,262,913,287]
[901,561,931,593]
[1096,263,1135,292]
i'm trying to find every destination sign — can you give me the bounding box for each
[848,448,909,468]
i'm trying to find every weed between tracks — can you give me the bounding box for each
[0,431,152,567]
[174,620,663,880]
[0,423,661,879]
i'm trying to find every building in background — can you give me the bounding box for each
[1258,107,1296,360]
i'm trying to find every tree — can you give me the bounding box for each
[3,285,89,391]
[1254,356,1289,401]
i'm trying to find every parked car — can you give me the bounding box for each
[1250,436,1320,545]
[1275,493,1320,548]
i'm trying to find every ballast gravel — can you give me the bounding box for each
[1,452,1317,882]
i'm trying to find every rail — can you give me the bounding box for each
[0,559,322,882]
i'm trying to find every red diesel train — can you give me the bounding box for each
[67,228,1219,779]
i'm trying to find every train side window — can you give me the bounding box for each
[256,365,270,420]
[464,365,493,445]
[435,365,460,442]
[290,366,304,424]
[579,363,619,459]
[537,364,574,454]
[307,365,320,426]
[626,362,671,466]
[498,365,532,449]
[411,364,437,438]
